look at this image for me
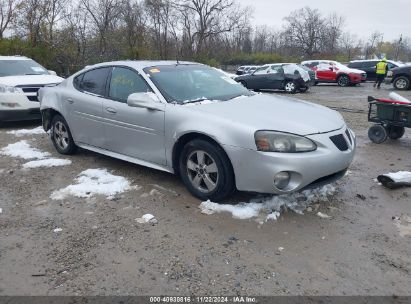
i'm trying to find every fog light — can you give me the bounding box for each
[274,172,291,190]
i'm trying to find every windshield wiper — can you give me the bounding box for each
[25,73,42,75]
[182,98,208,105]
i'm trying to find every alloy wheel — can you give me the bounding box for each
[53,121,69,150]
[186,150,219,193]
[285,82,296,92]
[395,78,408,89]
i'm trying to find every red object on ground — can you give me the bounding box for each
[375,98,411,105]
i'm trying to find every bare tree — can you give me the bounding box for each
[81,0,124,57]
[175,0,250,56]
[0,0,20,38]
[283,7,325,57]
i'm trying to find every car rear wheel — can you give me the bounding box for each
[179,139,235,201]
[368,125,388,144]
[387,125,405,140]
[284,81,297,93]
[51,114,77,155]
[337,75,350,87]
[393,76,410,90]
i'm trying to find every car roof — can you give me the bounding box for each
[0,55,31,61]
[86,60,200,70]
[349,59,401,64]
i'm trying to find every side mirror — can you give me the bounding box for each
[48,70,57,76]
[127,92,164,111]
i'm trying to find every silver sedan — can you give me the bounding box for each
[39,61,356,201]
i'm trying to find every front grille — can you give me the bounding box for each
[330,134,349,151]
[16,85,44,102]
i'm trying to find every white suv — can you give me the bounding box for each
[0,56,64,122]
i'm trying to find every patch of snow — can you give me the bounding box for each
[199,184,336,223]
[23,158,72,169]
[53,228,62,233]
[136,214,157,224]
[317,212,332,219]
[0,208,2,214]
[6,126,45,136]
[50,169,132,200]
[0,140,50,160]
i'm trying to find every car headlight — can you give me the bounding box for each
[255,131,317,153]
[0,84,24,94]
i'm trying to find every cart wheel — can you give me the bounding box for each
[387,126,405,140]
[368,125,388,144]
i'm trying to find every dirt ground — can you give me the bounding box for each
[0,82,410,296]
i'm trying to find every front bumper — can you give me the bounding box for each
[0,93,41,122]
[0,108,41,122]
[224,127,356,194]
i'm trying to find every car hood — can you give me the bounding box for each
[0,75,64,86]
[185,94,345,135]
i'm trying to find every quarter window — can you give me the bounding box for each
[109,67,152,102]
[77,67,111,96]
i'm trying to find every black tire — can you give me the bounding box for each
[387,125,405,140]
[393,76,410,90]
[179,139,235,201]
[368,125,388,144]
[239,80,248,88]
[314,81,319,86]
[51,114,77,155]
[284,81,297,93]
[337,75,350,87]
[299,86,309,93]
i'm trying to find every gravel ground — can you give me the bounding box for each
[0,82,410,296]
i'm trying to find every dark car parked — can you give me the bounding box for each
[348,60,403,81]
[235,63,313,93]
[388,65,411,90]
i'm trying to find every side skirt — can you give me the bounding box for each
[76,142,174,174]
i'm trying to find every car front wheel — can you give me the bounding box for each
[393,76,410,90]
[51,114,77,155]
[179,139,235,201]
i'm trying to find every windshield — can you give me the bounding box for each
[0,59,50,77]
[144,64,253,104]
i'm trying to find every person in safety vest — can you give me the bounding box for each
[374,58,388,89]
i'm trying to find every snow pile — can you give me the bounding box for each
[200,184,337,223]
[6,126,45,136]
[0,140,50,160]
[23,158,72,169]
[50,169,132,200]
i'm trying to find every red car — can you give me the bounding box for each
[301,60,367,87]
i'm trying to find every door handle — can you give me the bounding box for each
[67,98,74,104]
[105,107,117,114]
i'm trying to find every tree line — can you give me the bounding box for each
[0,0,410,76]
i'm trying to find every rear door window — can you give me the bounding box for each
[108,67,152,102]
[77,67,111,96]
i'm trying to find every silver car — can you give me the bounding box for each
[39,61,356,201]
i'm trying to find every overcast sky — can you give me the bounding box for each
[241,0,411,41]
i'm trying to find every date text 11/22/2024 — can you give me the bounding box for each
[149,296,256,303]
